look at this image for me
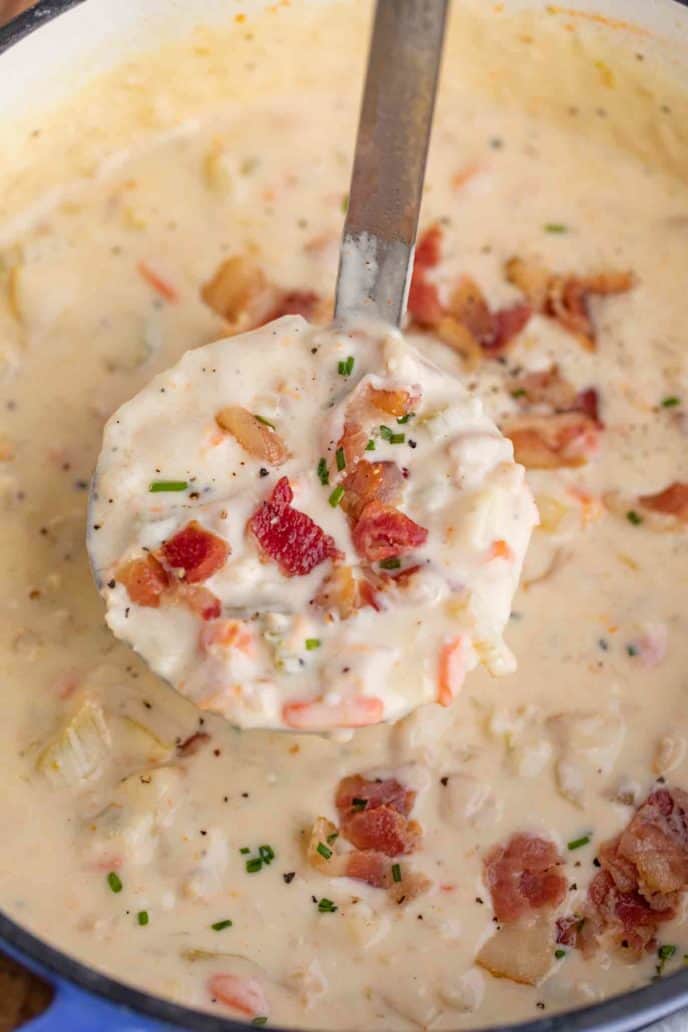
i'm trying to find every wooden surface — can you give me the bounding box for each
[0,952,52,1031]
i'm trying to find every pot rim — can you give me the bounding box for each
[2,1,688,1029]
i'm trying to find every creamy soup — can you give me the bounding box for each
[3,2,688,1028]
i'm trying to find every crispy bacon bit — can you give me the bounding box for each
[575,388,602,424]
[484,833,567,924]
[177,731,211,757]
[344,849,391,888]
[490,303,533,353]
[338,420,369,471]
[504,412,601,469]
[368,386,419,418]
[506,256,633,350]
[414,224,443,269]
[407,225,444,328]
[313,564,377,620]
[249,477,341,577]
[352,501,428,562]
[639,482,688,522]
[556,915,583,947]
[266,289,329,323]
[161,521,230,584]
[340,461,404,522]
[436,316,484,370]
[448,279,531,355]
[201,256,278,333]
[115,555,169,608]
[215,406,289,466]
[207,974,269,1019]
[178,584,222,621]
[336,774,416,817]
[510,366,602,426]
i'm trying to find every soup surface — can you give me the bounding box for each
[2,2,688,1028]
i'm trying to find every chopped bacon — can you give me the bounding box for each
[510,366,602,426]
[414,224,443,269]
[639,482,688,522]
[266,289,326,323]
[449,279,532,355]
[338,420,369,470]
[572,788,688,956]
[490,303,533,353]
[555,915,583,947]
[313,564,377,619]
[576,388,601,424]
[115,555,169,608]
[336,774,416,818]
[352,501,428,562]
[407,225,444,328]
[339,805,421,857]
[340,461,404,522]
[161,521,230,584]
[207,974,269,1019]
[368,386,419,419]
[484,833,567,924]
[344,849,391,888]
[505,256,633,350]
[504,412,601,469]
[177,731,211,757]
[178,584,222,620]
[249,477,341,577]
[215,406,289,466]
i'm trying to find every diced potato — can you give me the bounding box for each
[547,709,625,807]
[439,773,499,829]
[36,698,111,787]
[306,817,346,876]
[505,256,550,310]
[201,256,277,332]
[216,405,289,465]
[535,494,569,534]
[477,916,555,985]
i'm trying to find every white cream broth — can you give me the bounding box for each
[89,316,534,731]
[2,2,688,1028]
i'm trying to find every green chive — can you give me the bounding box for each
[662,396,681,408]
[326,831,339,844]
[379,425,393,441]
[554,948,566,959]
[211,919,233,931]
[379,558,401,570]
[397,413,414,424]
[317,897,338,913]
[335,446,346,471]
[511,388,527,399]
[239,847,251,855]
[252,1018,268,1027]
[338,355,354,377]
[305,638,321,651]
[341,195,349,214]
[627,643,638,657]
[392,863,402,883]
[390,432,405,445]
[259,844,275,864]
[253,413,276,429]
[317,842,333,860]
[544,223,568,234]
[107,871,123,894]
[245,857,263,873]
[317,457,329,486]
[137,910,149,926]
[567,834,591,851]
[149,480,188,493]
[626,510,643,526]
[365,439,376,451]
[351,797,367,811]
[329,485,344,508]
[659,944,677,960]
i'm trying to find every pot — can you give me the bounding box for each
[2,0,688,1028]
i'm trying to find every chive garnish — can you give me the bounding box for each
[662,396,680,408]
[245,857,263,873]
[396,413,414,424]
[253,413,276,429]
[137,910,149,926]
[341,195,349,214]
[392,863,402,883]
[211,919,233,931]
[329,485,345,507]
[511,388,526,399]
[326,831,339,844]
[239,847,251,855]
[149,480,188,493]
[379,558,401,570]
[335,446,346,471]
[626,510,643,525]
[317,842,333,860]
[390,432,405,445]
[627,643,638,657]
[305,638,321,651]
[379,425,393,441]
[259,844,275,864]
[554,948,566,959]
[338,355,355,377]
[317,457,329,486]
[365,439,376,451]
[107,871,123,894]
[567,834,591,851]
[252,1018,268,1027]
[317,897,338,913]
[544,223,568,234]
[656,943,677,976]
[351,797,367,811]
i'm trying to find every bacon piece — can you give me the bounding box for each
[484,833,567,924]
[161,521,230,584]
[282,695,384,730]
[510,366,602,426]
[340,461,404,522]
[266,289,328,323]
[449,279,531,356]
[338,420,369,471]
[313,565,377,620]
[555,915,582,947]
[344,849,391,888]
[639,482,688,523]
[215,406,289,466]
[415,224,443,269]
[504,412,601,469]
[177,584,222,621]
[115,555,169,608]
[336,774,416,818]
[248,477,341,577]
[207,974,269,1019]
[352,501,428,562]
[200,256,278,333]
[407,225,444,328]
[340,805,421,857]
[368,386,419,419]
[177,731,211,757]
[490,303,533,353]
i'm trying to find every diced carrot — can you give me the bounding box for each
[137,260,179,303]
[490,538,514,561]
[207,974,269,1019]
[437,635,467,708]
[201,619,254,654]
[451,162,482,190]
[282,695,384,730]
